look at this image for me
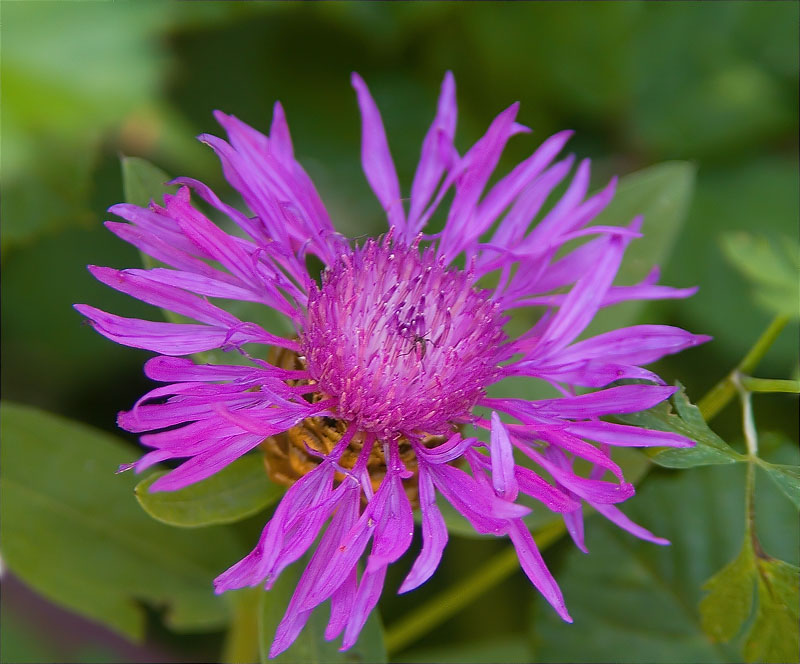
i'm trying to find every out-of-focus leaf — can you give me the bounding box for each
[257,560,387,663]
[0,402,243,641]
[121,156,176,209]
[631,3,797,160]
[135,454,284,528]
[743,557,800,664]
[2,2,167,253]
[757,461,800,510]
[699,539,755,642]
[663,158,799,372]
[720,232,799,319]
[529,465,748,663]
[614,382,743,467]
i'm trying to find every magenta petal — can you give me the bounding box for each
[475,129,573,238]
[486,384,678,420]
[270,607,314,659]
[408,71,457,237]
[535,232,628,354]
[326,565,358,641]
[214,463,336,593]
[364,470,414,574]
[563,507,588,553]
[487,154,575,254]
[427,463,528,535]
[526,448,635,505]
[508,519,572,622]
[514,465,580,513]
[269,101,295,164]
[415,434,480,464]
[399,462,448,593]
[149,436,264,491]
[298,495,375,611]
[351,73,406,232]
[87,266,239,328]
[341,565,387,651]
[74,304,264,355]
[438,103,521,258]
[490,412,519,501]
[565,420,694,448]
[592,502,670,545]
[558,325,712,367]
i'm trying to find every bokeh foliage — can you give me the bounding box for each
[1,2,797,663]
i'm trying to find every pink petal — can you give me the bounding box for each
[490,412,519,501]
[399,462,448,593]
[508,519,572,622]
[351,73,406,232]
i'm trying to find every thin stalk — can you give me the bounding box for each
[221,588,262,664]
[738,375,800,394]
[698,314,789,421]
[733,373,758,458]
[385,520,565,655]
[734,375,767,561]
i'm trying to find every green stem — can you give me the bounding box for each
[733,374,758,459]
[739,375,800,394]
[385,520,565,656]
[698,314,789,421]
[221,588,262,664]
[734,375,766,562]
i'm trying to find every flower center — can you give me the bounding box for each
[300,235,508,439]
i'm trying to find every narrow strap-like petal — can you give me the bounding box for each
[407,71,458,239]
[508,519,572,622]
[351,73,406,232]
[490,412,519,501]
[399,461,448,593]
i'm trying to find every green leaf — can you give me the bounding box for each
[0,402,245,641]
[582,161,696,337]
[757,461,800,510]
[135,453,284,528]
[121,155,176,209]
[529,465,748,663]
[663,157,799,372]
[720,232,800,319]
[699,539,756,642]
[614,382,743,468]
[743,557,800,664]
[258,560,387,663]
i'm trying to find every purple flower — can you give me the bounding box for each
[76,72,709,655]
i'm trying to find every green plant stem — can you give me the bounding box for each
[733,374,758,459]
[385,520,566,656]
[739,376,800,394]
[733,374,766,565]
[221,588,262,664]
[698,314,790,421]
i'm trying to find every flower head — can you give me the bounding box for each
[76,72,709,655]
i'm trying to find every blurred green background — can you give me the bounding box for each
[2,2,797,662]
